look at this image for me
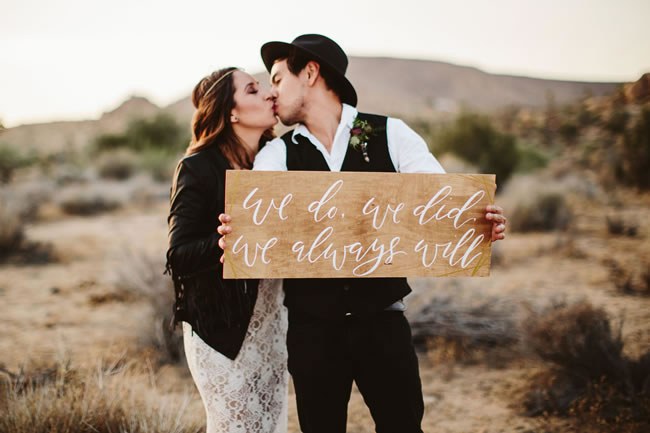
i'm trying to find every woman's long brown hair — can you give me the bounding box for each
[185,67,273,169]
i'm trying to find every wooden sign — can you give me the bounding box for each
[224,171,496,279]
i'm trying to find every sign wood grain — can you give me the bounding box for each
[223,171,495,279]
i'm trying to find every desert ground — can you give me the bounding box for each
[1,173,648,433]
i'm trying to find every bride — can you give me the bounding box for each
[166,67,287,433]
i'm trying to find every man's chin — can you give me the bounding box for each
[277,114,299,127]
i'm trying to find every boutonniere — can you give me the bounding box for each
[349,118,373,163]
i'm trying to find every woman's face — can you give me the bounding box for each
[231,70,277,130]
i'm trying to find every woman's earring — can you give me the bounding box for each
[231,115,239,122]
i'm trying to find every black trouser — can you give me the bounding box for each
[287,309,425,433]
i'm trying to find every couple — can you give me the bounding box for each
[166,34,507,433]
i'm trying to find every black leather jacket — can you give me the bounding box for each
[166,145,258,360]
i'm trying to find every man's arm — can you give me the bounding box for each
[388,117,506,240]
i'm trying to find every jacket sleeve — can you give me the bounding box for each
[166,159,223,277]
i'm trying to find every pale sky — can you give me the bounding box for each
[1,0,649,127]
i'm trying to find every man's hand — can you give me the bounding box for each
[217,213,232,264]
[485,205,507,242]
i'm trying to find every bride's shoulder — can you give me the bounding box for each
[176,146,229,181]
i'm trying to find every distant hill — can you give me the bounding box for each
[347,57,619,116]
[165,57,621,122]
[1,96,161,155]
[2,56,626,155]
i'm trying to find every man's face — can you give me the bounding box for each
[269,59,307,126]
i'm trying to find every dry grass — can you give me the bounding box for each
[110,249,182,364]
[0,356,203,433]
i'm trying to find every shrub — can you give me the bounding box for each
[2,180,56,221]
[522,302,650,430]
[617,106,650,189]
[57,185,123,216]
[93,133,129,152]
[0,142,33,184]
[94,114,188,155]
[606,215,638,237]
[604,108,630,134]
[51,163,92,185]
[558,119,579,144]
[0,199,24,258]
[139,150,180,183]
[433,112,520,185]
[515,142,549,173]
[125,114,187,152]
[576,102,599,128]
[96,149,138,180]
[524,302,624,381]
[509,190,572,232]
[0,187,58,264]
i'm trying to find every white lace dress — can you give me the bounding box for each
[182,279,288,433]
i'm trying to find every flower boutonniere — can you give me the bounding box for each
[349,118,374,163]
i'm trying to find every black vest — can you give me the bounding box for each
[281,112,411,319]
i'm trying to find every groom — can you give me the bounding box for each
[220,34,507,433]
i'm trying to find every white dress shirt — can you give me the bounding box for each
[253,104,446,174]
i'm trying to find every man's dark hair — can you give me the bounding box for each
[282,47,346,102]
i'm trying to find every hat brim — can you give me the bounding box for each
[261,41,358,107]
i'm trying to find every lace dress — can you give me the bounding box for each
[183,279,288,433]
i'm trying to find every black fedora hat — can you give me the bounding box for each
[261,34,358,107]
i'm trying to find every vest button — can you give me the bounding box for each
[343,285,350,291]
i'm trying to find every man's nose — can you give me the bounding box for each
[263,88,275,101]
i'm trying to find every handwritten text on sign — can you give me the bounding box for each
[223,171,496,279]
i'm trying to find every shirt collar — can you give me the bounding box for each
[291,103,358,144]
